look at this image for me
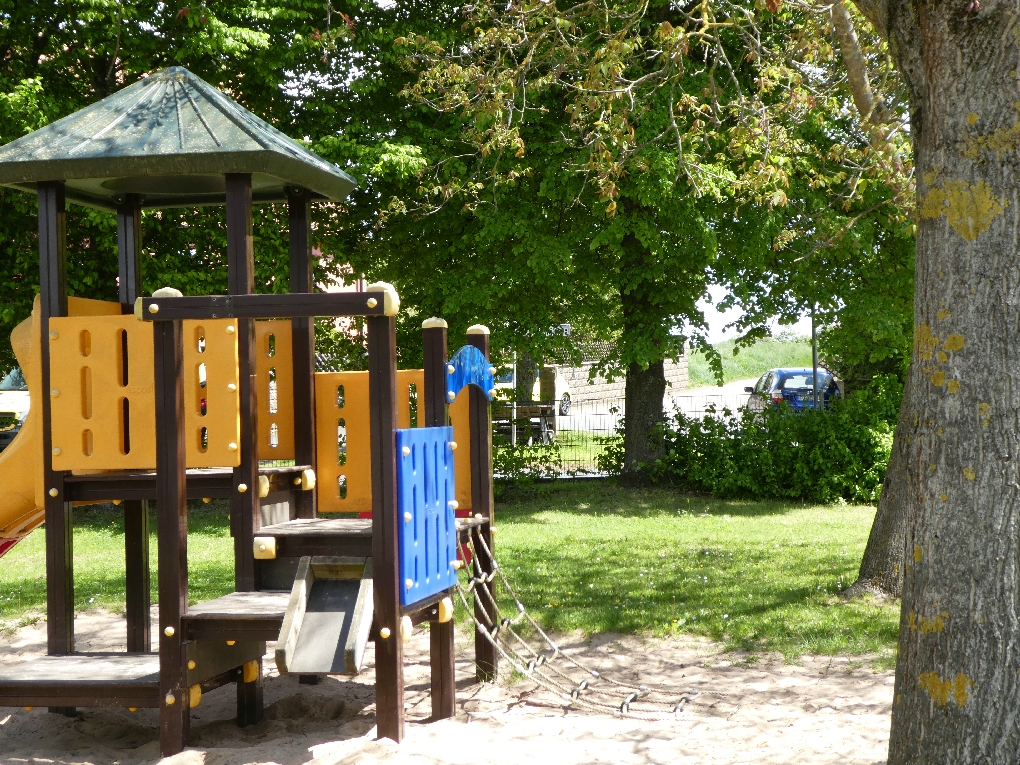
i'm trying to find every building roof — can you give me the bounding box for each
[0,67,356,211]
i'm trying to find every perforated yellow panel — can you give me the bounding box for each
[254,320,295,460]
[183,320,241,468]
[48,310,240,471]
[449,394,472,511]
[313,369,470,514]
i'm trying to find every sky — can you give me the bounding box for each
[698,285,812,344]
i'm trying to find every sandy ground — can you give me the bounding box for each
[0,610,893,765]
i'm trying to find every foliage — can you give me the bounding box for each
[490,481,898,659]
[648,377,901,503]
[687,336,813,387]
[491,433,563,498]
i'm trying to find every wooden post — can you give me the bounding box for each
[226,174,259,592]
[423,319,456,719]
[226,174,264,725]
[288,190,316,520]
[118,193,151,653]
[368,314,403,742]
[154,319,189,755]
[467,326,497,682]
[38,182,74,712]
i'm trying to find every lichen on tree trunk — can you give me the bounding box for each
[847,0,1020,759]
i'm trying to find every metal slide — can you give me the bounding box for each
[275,556,374,676]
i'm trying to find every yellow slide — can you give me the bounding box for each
[0,303,45,558]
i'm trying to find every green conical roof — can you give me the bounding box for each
[0,67,356,210]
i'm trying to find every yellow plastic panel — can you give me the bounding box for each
[254,320,294,460]
[183,320,240,468]
[49,315,156,471]
[449,394,472,512]
[395,370,425,429]
[315,372,372,513]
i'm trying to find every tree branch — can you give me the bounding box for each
[831,0,889,125]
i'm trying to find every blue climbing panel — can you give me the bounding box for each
[396,426,458,607]
[446,344,495,402]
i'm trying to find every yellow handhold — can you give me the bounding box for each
[253,536,277,560]
[258,475,271,498]
[400,615,413,643]
[300,468,316,491]
[242,660,260,683]
[437,597,454,624]
[189,684,202,708]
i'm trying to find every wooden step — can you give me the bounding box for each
[0,653,160,708]
[257,518,373,558]
[182,591,291,641]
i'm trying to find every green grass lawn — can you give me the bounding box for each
[687,337,814,387]
[0,484,899,663]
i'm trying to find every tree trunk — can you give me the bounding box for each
[842,373,913,599]
[850,0,1020,760]
[623,359,666,474]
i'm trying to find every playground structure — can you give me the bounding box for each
[0,67,500,755]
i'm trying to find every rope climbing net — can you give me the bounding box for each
[455,530,699,720]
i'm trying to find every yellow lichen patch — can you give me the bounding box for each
[908,610,950,632]
[937,427,945,435]
[915,324,939,361]
[919,179,1006,241]
[947,380,961,394]
[937,308,952,321]
[967,113,979,126]
[963,120,1020,160]
[937,350,949,363]
[979,402,991,427]
[964,467,977,481]
[931,370,947,387]
[919,672,974,707]
[940,493,948,501]
[944,334,965,352]
[914,545,923,563]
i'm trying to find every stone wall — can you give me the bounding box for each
[558,354,688,404]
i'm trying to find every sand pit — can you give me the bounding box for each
[0,610,892,765]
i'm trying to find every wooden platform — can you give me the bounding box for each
[0,654,160,708]
[182,591,291,641]
[258,518,374,558]
[64,465,311,502]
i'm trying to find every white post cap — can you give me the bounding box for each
[422,317,448,329]
[466,324,490,336]
[366,281,400,316]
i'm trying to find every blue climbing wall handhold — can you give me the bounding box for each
[446,344,495,402]
[396,426,459,607]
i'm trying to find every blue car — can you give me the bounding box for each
[745,368,839,412]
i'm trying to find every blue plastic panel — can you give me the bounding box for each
[446,344,495,402]
[396,426,458,607]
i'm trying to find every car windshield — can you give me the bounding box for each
[780,373,828,390]
[0,368,26,391]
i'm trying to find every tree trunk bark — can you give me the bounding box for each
[851,0,1020,760]
[623,359,666,474]
[842,372,913,599]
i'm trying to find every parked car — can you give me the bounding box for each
[0,368,29,452]
[745,368,839,412]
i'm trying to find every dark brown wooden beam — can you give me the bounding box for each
[38,182,73,697]
[124,500,151,653]
[368,315,403,742]
[422,319,456,719]
[117,193,143,309]
[62,466,311,503]
[467,327,497,682]
[138,292,386,321]
[288,190,316,520]
[226,173,259,594]
[153,319,189,755]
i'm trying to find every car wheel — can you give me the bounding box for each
[559,393,571,416]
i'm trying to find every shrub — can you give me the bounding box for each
[648,377,900,503]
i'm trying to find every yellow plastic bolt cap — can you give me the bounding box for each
[447,391,456,402]
[447,364,456,374]
[148,303,159,314]
[438,597,455,624]
[50,388,59,397]
[402,446,411,457]
[227,382,237,391]
[366,297,378,309]
[449,500,459,510]
[165,693,176,706]
[379,626,391,639]
[188,660,196,670]
[52,447,61,456]
[164,626,175,637]
[404,512,413,522]
[226,325,236,334]
[49,330,58,340]
[405,578,414,590]
[237,483,248,493]
[448,441,457,450]
[189,684,202,709]
[48,488,58,498]
[228,442,238,451]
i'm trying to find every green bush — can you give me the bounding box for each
[491,432,562,497]
[649,377,900,503]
